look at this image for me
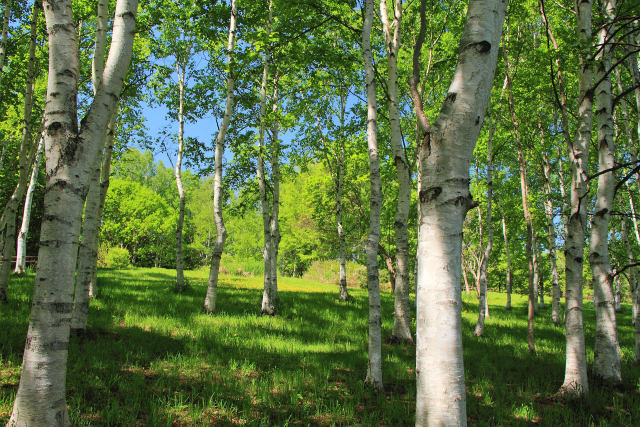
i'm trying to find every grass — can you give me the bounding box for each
[0,267,638,425]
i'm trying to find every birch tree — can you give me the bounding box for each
[362,0,383,392]
[14,133,44,274]
[380,0,413,343]
[589,0,621,385]
[8,0,138,423]
[0,1,40,302]
[558,0,592,398]
[0,0,10,88]
[204,0,238,314]
[411,0,507,423]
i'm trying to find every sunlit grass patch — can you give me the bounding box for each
[1,268,639,425]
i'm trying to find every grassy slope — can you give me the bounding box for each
[0,268,638,425]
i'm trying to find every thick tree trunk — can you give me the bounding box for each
[259,1,275,315]
[174,65,186,292]
[474,113,494,337]
[558,0,592,399]
[589,0,621,384]
[540,119,561,325]
[505,49,536,353]
[381,0,412,344]
[502,212,512,310]
[14,134,44,275]
[362,0,383,392]
[8,1,138,424]
[0,2,39,302]
[204,0,236,314]
[411,0,506,424]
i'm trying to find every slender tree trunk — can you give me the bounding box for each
[0,0,10,88]
[8,1,137,424]
[411,0,506,424]
[589,0,621,384]
[362,0,383,392]
[381,0,412,344]
[204,0,236,314]
[540,118,562,325]
[259,0,275,315]
[0,2,39,302]
[461,252,470,295]
[269,79,280,303]
[174,64,186,292]
[336,143,349,300]
[474,113,495,337]
[624,220,640,362]
[504,48,535,354]
[89,118,115,299]
[70,0,111,332]
[502,212,512,310]
[558,0,592,399]
[14,134,44,274]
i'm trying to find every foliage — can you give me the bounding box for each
[103,247,132,269]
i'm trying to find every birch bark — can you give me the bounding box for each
[411,0,507,424]
[501,211,512,310]
[269,80,281,303]
[0,2,40,302]
[362,0,383,392]
[623,219,640,361]
[558,0,592,398]
[504,48,536,353]
[259,0,275,315]
[8,1,138,423]
[539,118,561,325]
[474,113,494,337]
[14,134,44,275]
[174,61,186,292]
[204,0,237,314]
[0,0,10,88]
[71,0,111,332]
[380,0,413,344]
[589,0,621,384]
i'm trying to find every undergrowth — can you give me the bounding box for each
[1,268,638,425]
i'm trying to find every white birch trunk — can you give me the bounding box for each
[589,0,621,384]
[70,0,111,332]
[0,2,39,302]
[174,63,186,292]
[14,134,44,275]
[8,1,138,423]
[204,0,236,314]
[362,0,383,392]
[502,212,512,310]
[269,80,280,303]
[381,0,413,344]
[505,50,536,353]
[259,1,275,315]
[474,113,494,337]
[625,219,640,362]
[337,140,349,300]
[411,0,506,424]
[540,119,561,325]
[0,0,10,88]
[558,0,592,398]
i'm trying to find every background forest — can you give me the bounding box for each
[1,0,640,425]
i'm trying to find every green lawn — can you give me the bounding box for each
[1,268,639,425]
